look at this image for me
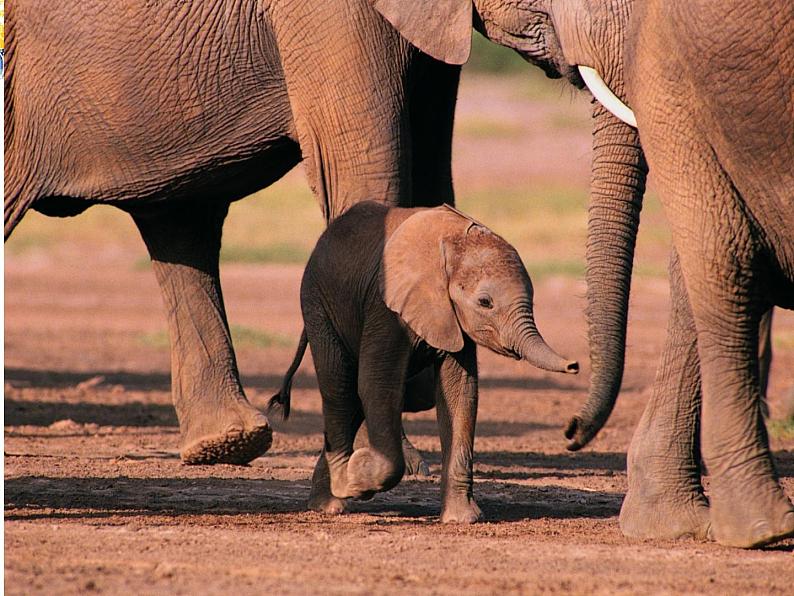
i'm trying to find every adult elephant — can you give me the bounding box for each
[544,0,794,548]
[363,0,793,548]
[6,0,642,468]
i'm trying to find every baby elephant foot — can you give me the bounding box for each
[620,489,711,541]
[308,490,349,515]
[309,451,349,514]
[402,435,430,477]
[336,447,404,499]
[441,493,482,524]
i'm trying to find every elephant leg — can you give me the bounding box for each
[309,408,365,515]
[661,180,794,547]
[436,345,481,524]
[335,317,409,500]
[697,305,793,547]
[401,365,437,477]
[271,4,416,218]
[758,308,773,418]
[620,250,710,540]
[303,313,362,511]
[132,201,271,465]
[350,422,429,477]
[407,53,459,208]
[401,427,430,477]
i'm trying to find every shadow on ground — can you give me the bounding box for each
[6,399,555,439]
[5,367,581,394]
[4,475,622,523]
[5,399,179,427]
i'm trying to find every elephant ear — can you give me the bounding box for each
[380,207,472,352]
[370,0,473,65]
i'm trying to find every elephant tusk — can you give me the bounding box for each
[577,65,637,128]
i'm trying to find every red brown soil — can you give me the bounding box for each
[6,258,794,595]
[5,73,794,594]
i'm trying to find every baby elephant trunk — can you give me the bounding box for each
[516,329,579,375]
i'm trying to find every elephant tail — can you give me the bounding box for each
[268,328,308,420]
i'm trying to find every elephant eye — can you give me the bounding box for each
[477,295,493,309]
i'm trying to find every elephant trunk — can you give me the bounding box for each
[514,324,579,375]
[565,101,647,451]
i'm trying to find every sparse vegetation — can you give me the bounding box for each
[138,325,292,350]
[220,243,310,264]
[456,116,524,139]
[465,32,527,74]
[768,417,794,441]
[773,331,794,351]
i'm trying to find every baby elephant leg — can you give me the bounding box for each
[304,316,361,512]
[334,320,409,500]
[401,427,430,477]
[309,408,363,514]
[402,365,437,477]
[353,421,430,477]
[436,346,481,523]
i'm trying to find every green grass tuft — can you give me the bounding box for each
[523,259,585,280]
[220,243,310,264]
[465,32,528,74]
[456,116,524,139]
[138,325,293,350]
[768,418,794,441]
[772,331,794,351]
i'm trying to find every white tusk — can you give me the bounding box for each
[577,65,637,128]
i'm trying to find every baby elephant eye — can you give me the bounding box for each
[477,295,494,309]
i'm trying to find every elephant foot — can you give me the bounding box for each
[709,479,794,548]
[402,435,430,477]
[334,447,404,499]
[441,493,482,524]
[308,490,349,515]
[309,450,350,514]
[620,489,711,541]
[181,406,272,465]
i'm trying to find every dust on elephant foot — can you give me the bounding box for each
[440,494,482,524]
[180,408,273,465]
[709,481,794,548]
[308,491,349,515]
[336,447,404,499]
[619,490,711,541]
[402,435,430,477]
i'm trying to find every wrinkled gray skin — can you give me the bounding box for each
[1,0,523,465]
[271,202,577,521]
[9,0,783,546]
[3,0,635,470]
[545,0,794,548]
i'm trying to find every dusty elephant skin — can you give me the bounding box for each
[546,0,794,547]
[3,0,645,472]
[270,202,577,521]
[2,0,593,466]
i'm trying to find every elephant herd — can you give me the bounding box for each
[4,0,793,549]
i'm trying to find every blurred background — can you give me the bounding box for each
[6,33,793,426]
[4,33,672,280]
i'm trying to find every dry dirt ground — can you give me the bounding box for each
[6,262,794,594]
[5,73,794,594]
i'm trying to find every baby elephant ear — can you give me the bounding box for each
[380,208,469,352]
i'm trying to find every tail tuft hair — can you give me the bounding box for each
[267,328,308,421]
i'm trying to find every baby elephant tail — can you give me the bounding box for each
[268,328,308,420]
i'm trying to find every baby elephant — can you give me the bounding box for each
[271,201,577,523]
